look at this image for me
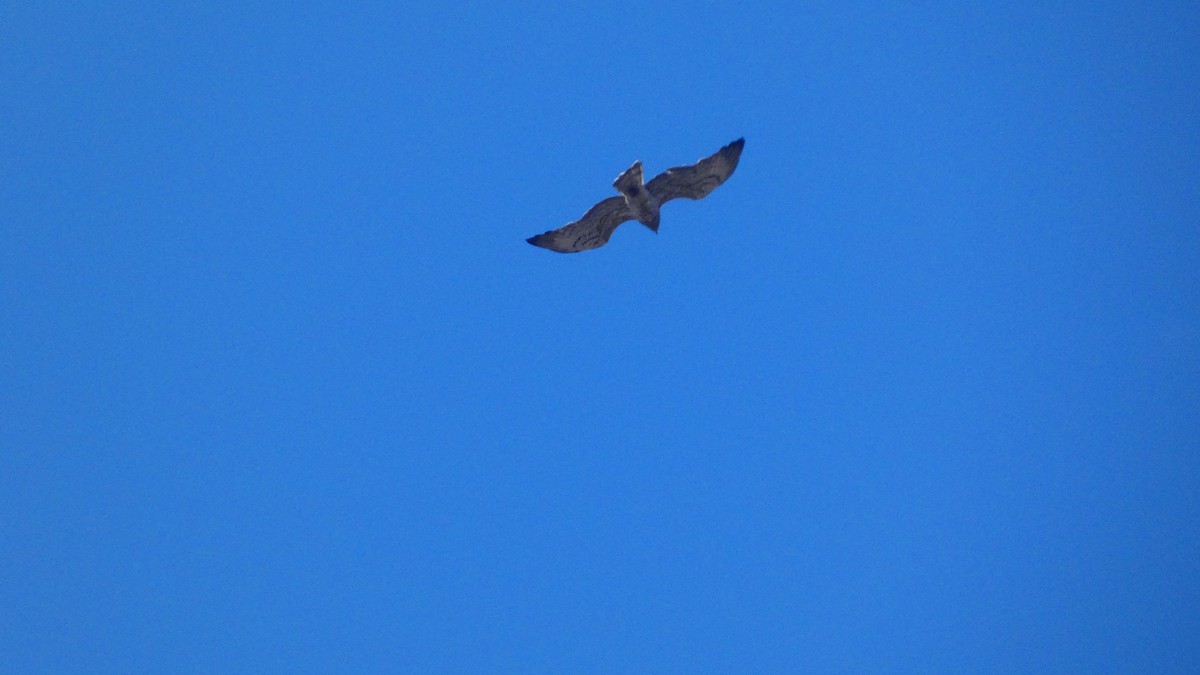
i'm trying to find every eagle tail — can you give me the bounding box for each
[612,160,644,197]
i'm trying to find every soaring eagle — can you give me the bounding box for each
[526,138,745,253]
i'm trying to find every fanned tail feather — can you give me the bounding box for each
[612,160,644,197]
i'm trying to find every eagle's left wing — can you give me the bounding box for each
[646,138,745,204]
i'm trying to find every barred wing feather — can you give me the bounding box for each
[646,138,745,203]
[525,196,634,253]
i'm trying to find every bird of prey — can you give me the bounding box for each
[526,137,745,253]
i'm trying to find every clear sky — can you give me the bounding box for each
[3,2,1198,672]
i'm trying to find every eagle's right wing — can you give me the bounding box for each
[646,138,745,203]
[526,196,634,253]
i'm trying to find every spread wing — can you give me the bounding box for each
[646,138,745,204]
[526,196,634,253]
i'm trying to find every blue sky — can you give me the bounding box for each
[3,2,1198,671]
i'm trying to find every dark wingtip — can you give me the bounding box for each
[721,138,745,165]
[723,138,745,160]
[527,234,568,252]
